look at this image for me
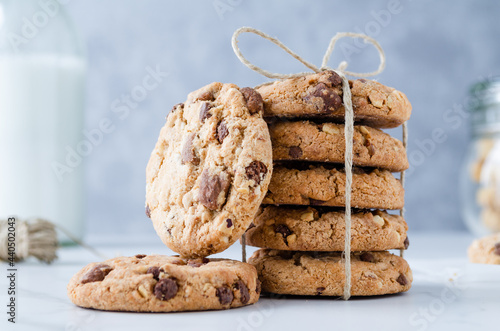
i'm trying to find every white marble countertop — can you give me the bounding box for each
[1,232,498,331]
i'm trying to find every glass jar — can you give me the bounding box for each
[0,0,86,243]
[461,77,500,236]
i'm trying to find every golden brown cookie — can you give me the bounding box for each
[269,120,408,171]
[245,206,408,251]
[468,233,500,264]
[67,255,261,312]
[145,82,273,257]
[256,70,411,128]
[263,165,404,209]
[248,249,412,296]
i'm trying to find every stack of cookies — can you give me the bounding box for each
[68,83,274,312]
[245,70,414,296]
[67,71,414,312]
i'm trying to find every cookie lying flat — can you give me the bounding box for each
[245,206,408,251]
[269,120,408,171]
[68,255,260,312]
[248,249,412,296]
[468,233,500,264]
[146,82,272,257]
[262,165,404,209]
[256,70,411,128]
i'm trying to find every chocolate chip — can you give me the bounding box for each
[187,258,209,268]
[154,278,178,301]
[303,83,342,113]
[274,224,293,245]
[187,261,202,268]
[226,219,233,228]
[358,78,367,83]
[245,161,267,185]
[360,252,375,263]
[169,103,184,115]
[197,91,215,101]
[145,205,151,218]
[199,102,213,122]
[256,279,261,294]
[365,140,376,156]
[217,120,229,143]
[494,242,500,255]
[240,87,264,115]
[326,71,342,86]
[181,132,200,165]
[235,280,250,304]
[288,146,303,159]
[135,254,146,259]
[316,286,326,295]
[216,286,234,305]
[274,224,292,239]
[396,274,408,286]
[147,266,162,280]
[404,236,410,250]
[309,198,326,206]
[81,264,113,284]
[198,169,230,210]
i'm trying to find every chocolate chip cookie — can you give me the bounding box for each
[468,233,500,264]
[269,120,408,171]
[245,206,408,251]
[263,164,404,209]
[146,82,273,257]
[67,255,260,312]
[256,70,411,128]
[248,249,412,296]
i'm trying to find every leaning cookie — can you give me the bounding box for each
[245,206,409,251]
[468,233,500,264]
[248,249,412,296]
[67,255,260,312]
[257,70,411,128]
[146,82,273,257]
[270,120,408,171]
[263,165,404,210]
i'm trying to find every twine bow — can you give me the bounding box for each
[232,27,387,300]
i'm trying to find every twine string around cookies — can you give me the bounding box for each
[399,121,408,258]
[232,27,388,300]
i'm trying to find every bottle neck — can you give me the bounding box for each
[471,104,500,138]
[0,0,83,57]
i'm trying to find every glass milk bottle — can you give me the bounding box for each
[0,0,86,243]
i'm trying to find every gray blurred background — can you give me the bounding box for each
[65,0,500,237]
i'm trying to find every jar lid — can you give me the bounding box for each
[469,76,500,135]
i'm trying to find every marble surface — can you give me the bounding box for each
[1,232,498,331]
